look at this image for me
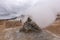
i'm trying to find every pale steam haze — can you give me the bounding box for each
[0,0,60,28]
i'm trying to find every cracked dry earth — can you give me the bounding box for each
[0,27,59,40]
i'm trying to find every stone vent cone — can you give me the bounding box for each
[20,17,42,33]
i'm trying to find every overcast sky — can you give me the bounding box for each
[0,0,60,28]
